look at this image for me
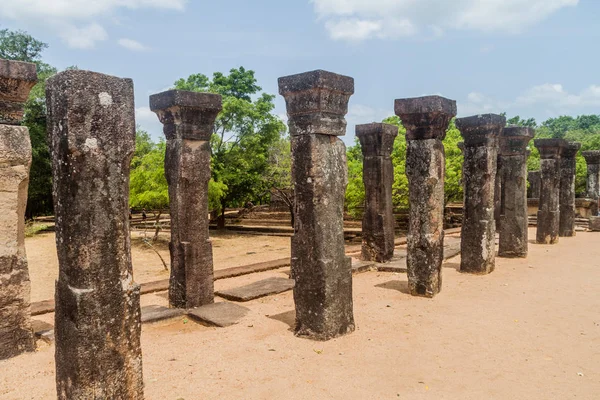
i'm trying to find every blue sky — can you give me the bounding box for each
[1,0,598,144]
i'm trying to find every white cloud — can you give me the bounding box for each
[0,0,187,49]
[118,38,150,52]
[135,106,164,139]
[312,0,579,41]
[459,83,600,118]
[59,23,108,49]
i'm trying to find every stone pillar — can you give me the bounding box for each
[150,90,221,309]
[356,123,398,263]
[278,70,355,340]
[559,142,581,237]
[534,139,566,244]
[394,96,456,297]
[498,126,535,258]
[527,171,541,199]
[0,59,37,360]
[456,114,505,274]
[494,153,502,230]
[47,70,144,399]
[582,150,600,199]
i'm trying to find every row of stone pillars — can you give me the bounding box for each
[0,60,591,397]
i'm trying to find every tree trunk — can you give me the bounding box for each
[217,204,226,230]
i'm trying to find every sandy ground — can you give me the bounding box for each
[3,227,600,399]
[25,230,292,302]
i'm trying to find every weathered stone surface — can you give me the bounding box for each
[534,138,566,244]
[141,305,185,324]
[589,216,600,231]
[395,95,456,297]
[498,126,535,258]
[456,114,505,274]
[528,171,541,199]
[0,59,36,361]
[559,142,581,237]
[188,302,250,327]
[216,277,295,302]
[494,152,502,230]
[47,70,144,399]
[150,90,221,309]
[31,320,54,344]
[0,59,37,125]
[279,70,355,340]
[582,150,600,199]
[356,123,398,262]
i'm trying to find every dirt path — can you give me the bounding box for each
[4,228,600,399]
[25,230,292,302]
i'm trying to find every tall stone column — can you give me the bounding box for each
[356,123,398,263]
[494,153,502,230]
[278,70,355,340]
[582,150,600,199]
[394,96,456,297]
[527,171,541,198]
[150,90,221,309]
[0,59,36,360]
[498,126,535,258]
[559,142,581,237]
[534,139,566,244]
[47,70,144,399]
[456,114,505,274]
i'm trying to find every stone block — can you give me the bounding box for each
[188,302,250,327]
[216,277,295,302]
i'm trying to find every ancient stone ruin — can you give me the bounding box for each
[278,70,355,340]
[0,59,37,361]
[47,70,144,399]
[150,90,222,309]
[394,96,456,297]
[559,142,581,237]
[527,171,541,199]
[498,126,535,258]
[456,114,505,274]
[356,122,398,263]
[534,138,566,244]
[582,150,600,199]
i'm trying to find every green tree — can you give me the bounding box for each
[0,28,58,217]
[173,67,286,227]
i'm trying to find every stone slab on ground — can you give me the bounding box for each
[216,277,295,302]
[375,256,407,273]
[141,305,185,324]
[31,320,54,344]
[444,237,462,260]
[351,258,376,274]
[187,302,250,327]
[589,216,600,231]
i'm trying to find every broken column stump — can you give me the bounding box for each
[47,70,144,399]
[356,123,398,263]
[559,142,581,237]
[456,114,505,274]
[395,96,456,297]
[498,126,535,258]
[527,171,541,199]
[150,90,221,309]
[0,59,37,361]
[582,150,600,199]
[279,70,355,340]
[534,139,566,244]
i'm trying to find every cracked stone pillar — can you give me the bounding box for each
[527,171,541,199]
[47,70,144,399]
[582,150,600,199]
[559,142,581,237]
[150,90,221,309]
[456,114,505,274]
[395,96,456,297]
[356,123,398,263]
[534,139,566,244]
[498,126,535,258]
[278,70,355,340]
[494,153,503,230]
[0,59,36,361]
